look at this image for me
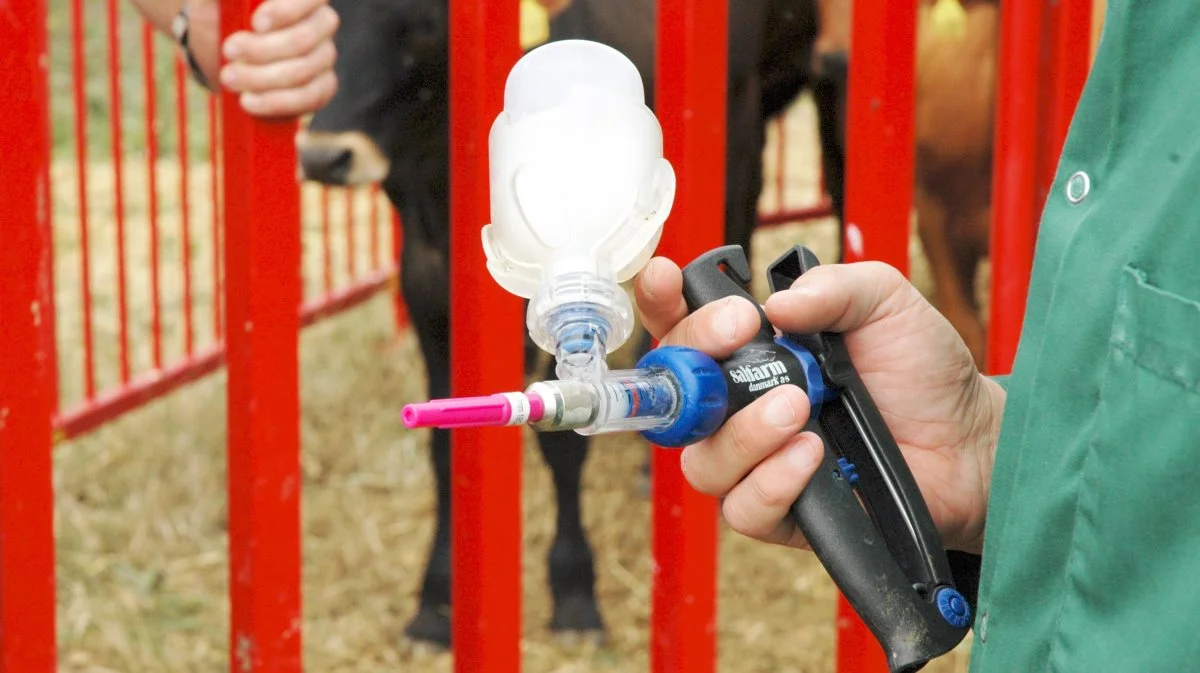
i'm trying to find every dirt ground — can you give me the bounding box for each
[50,92,980,672]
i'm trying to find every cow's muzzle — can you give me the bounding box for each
[296,129,391,185]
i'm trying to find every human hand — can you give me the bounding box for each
[633,256,1005,555]
[534,0,574,17]
[211,0,340,117]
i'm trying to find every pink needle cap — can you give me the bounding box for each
[402,391,545,429]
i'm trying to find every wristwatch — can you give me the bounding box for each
[172,7,214,91]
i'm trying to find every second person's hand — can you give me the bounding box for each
[220,0,340,117]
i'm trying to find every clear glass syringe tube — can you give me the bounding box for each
[525,367,680,435]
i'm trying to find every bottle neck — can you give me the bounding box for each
[527,270,634,381]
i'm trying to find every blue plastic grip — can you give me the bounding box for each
[635,346,729,448]
[774,336,838,416]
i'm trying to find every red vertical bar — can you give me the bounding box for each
[177,57,195,356]
[447,1,522,670]
[391,209,408,330]
[144,22,163,369]
[987,0,1043,375]
[220,0,303,670]
[107,0,130,382]
[72,0,96,399]
[344,188,356,279]
[842,0,914,274]
[369,184,380,271]
[0,0,58,665]
[1037,0,1091,202]
[210,96,224,340]
[321,186,332,293]
[775,119,787,212]
[837,0,916,670]
[650,0,725,671]
[42,41,59,420]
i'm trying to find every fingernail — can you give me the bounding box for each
[789,284,820,299]
[714,298,742,343]
[220,67,237,87]
[223,38,241,60]
[763,390,796,428]
[252,10,272,32]
[640,260,660,298]
[241,93,261,111]
[785,435,820,468]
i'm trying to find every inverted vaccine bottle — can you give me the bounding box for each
[482,39,675,381]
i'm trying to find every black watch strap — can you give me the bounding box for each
[171,7,214,92]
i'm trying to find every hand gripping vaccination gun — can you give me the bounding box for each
[670,244,972,671]
[403,244,972,671]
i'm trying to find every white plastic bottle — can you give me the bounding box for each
[482,39,675,381]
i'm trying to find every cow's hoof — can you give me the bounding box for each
[636,458,651,498]
[553,628,607,649]
[550,593,606,646]
[404,606,451,649]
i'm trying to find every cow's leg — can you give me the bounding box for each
[627,326,654,496]
[532,361,606,642]
[518,302,605,640]
[954,204,991,368]
[400,263,454,647]
[389,173,456,647]
[914,186,986,368]
[813,50,848,240]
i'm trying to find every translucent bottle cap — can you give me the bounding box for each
[504,39,645,120]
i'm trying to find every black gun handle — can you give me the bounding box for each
[680,245,774,341]
[798,426,966,672]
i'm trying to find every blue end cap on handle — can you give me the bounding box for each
[935,586,972,628]
[635,346,729,448]
[774,336,839,417]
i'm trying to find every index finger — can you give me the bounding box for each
[225,5,338,65]
[252,0,329,31]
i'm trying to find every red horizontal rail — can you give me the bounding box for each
[54,348,226,442]
[757,198,835,227]
[51,269,395,444]
[300,269,396,327]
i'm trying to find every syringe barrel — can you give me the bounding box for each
[526,368,680,435]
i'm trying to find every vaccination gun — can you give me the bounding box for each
[403,244,973,672]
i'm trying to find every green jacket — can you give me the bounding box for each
[969,2,1200,670]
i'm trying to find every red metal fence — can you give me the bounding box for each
[0,0,1096,670]
[4,0,398,667]
[49,0,399,443]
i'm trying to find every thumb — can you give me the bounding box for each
[763,261,913,336]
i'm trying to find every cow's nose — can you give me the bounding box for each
[299,146,355,185]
